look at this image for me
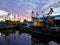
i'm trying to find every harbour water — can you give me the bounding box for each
[0,29,60,45]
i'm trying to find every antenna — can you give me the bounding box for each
[31,11,34,21]
[32,11,34,17]
[36,12,39,18]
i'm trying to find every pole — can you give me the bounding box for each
[31,11,34,21]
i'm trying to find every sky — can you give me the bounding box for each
[0,0,60,21]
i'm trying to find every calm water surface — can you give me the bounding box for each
[0,29,60,45]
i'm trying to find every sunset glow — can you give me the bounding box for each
[0,0,60,21]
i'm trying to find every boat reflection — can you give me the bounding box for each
[0,29,60,45]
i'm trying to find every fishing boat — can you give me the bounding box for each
[20,8,60,38]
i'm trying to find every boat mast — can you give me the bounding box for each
[31,11,34,22]
[48,8,53,16]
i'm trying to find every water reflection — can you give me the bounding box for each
[0,29,60,45]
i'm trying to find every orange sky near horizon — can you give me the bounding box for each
[19,15,31,22]
[0,14,31,22]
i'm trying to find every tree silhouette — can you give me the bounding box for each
[23,19,28,22]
